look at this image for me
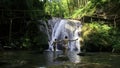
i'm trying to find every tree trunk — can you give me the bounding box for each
[114,15,117,28]
[67,0,70,16]
[9,19,12,44]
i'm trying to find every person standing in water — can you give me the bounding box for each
[52,39,59,52]
[61,36,78,56]
[51,39,61,61]
[62,36,69,56]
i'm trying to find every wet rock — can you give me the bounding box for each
[54,55,69,61]
[77,52,85,56]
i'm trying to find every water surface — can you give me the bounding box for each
[0,51,120,68]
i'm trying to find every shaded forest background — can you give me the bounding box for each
[0,0,120,52]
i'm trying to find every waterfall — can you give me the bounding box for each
[49,20,68,51]
[38,17,82,52]
[53,20,67,39]
[71,23,82,53]
[49,18,82,52]
[45,17,61,51]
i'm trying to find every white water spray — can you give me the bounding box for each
[49,19,82,52]
[39,18,82,52]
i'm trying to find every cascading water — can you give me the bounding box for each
[47,18,61,51]
[49,20,69,51]
[48,18,82,53]
[71,23,82,53]
[38,17,82,52]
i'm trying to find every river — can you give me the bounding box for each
[0,51,120,68]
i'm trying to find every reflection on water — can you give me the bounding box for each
[0,51,120,68]
[67,51,81,63]
[44,51,62,66]
[44,51,54,66]
[44,51,81,66]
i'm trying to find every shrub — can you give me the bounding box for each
[82,22,113,52]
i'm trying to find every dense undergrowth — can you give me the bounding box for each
[81,21,120,52]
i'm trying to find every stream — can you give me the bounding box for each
[0,51,120,68]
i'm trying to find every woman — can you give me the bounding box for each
[52,39,58,52]
[61,36,78,56]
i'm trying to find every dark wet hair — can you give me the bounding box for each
[65,36,68,39]
[55,39,57,41]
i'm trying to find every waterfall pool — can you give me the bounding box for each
[0,51,120,68]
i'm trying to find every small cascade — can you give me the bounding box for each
[43,21,54,51]
[71,24,82,53]
[38,17,82,52]
[50,20,68,51]
[49,18,82,52]
[45,17,61,51]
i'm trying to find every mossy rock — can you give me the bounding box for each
[54,55,69,61]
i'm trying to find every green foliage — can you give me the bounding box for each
[72,1,96,18]
[82,21,120,52]
[45,0,89,18]
[109,28,120,52]
[112,41,120,52]
[0,0,48,50]
[0,0,46,20]
[45,0,67,17]
[82,22,120,52]
[1,0,120,52]
[25,0,46,19]
[22,21,48,50]
[44,0,120,19]
[71,0,120,18]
